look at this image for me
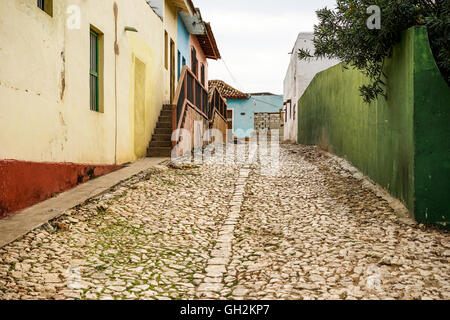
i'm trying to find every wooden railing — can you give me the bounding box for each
[171,66,228,147]
[172,66,209,145]
[208,87,228,120]
[173,66,209,128]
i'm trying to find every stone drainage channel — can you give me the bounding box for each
[196,165,251,299]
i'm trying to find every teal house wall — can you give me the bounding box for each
[228,94,283,138]
[177,13,190,80]
[297,27,450,228]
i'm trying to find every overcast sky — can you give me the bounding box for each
[195,0,337,94]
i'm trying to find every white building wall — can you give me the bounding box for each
[283,33,340,142]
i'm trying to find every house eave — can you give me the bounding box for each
[170,0,194,15]
[179,9,205,35]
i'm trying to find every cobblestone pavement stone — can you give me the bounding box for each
[0,144,449,300]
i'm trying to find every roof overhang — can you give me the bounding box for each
[179,8,205,35]
[170,0,194,15]
[179,6,221,60]
[197,22,221,60]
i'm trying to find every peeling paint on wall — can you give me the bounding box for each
[0,80,42,96]
[0,160,122,218]
[60,50,66,101]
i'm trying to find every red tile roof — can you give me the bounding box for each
[208,80,248,99]
[192,9,221,60]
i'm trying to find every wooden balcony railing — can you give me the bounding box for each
[171,66,228,148]
[209,87,228,120]
[172,66,209,144]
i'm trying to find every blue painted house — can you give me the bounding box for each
[177,12,190,80]
[209,80,283,138]
[177,7,221,85]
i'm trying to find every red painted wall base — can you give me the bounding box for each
[0,160,122,218]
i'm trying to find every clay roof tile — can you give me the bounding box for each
[208,80,248,99]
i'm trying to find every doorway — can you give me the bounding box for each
[134,58,146,158]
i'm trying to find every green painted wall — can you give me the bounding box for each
[298,27,450,228]
[413,28,450,227]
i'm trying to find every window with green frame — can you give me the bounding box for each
[90,29,99,112]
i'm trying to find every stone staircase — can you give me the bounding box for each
[147,104,173,157]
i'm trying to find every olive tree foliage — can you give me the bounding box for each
[299,0,449,103]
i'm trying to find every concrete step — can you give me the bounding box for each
[151,134,172,142]
[148,105,176,158]
[160,110,172,118]
[155,127,172,135]
[147,147,172,157]
[163,104,174,111]
[149,140,172,148]
[156,121,172,129]
[159,116,171,123]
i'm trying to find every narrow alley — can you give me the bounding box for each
[1,144,448,300]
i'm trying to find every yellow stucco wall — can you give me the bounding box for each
[0,0,172,165]
[128,33,162,160]
[163,0,178,103]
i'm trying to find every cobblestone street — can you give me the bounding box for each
[0,144,449,300]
